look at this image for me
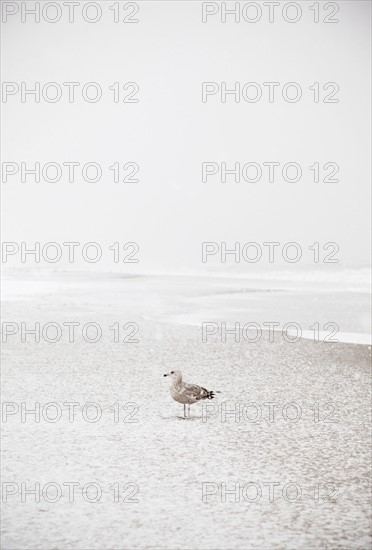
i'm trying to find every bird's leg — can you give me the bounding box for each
[183,404,186,419]
[188,404,191,417]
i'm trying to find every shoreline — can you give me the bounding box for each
[2,270,371,347]
[2,316,371,549]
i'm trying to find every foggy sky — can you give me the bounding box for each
[2,0,371,272]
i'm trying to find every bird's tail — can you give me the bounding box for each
[206,390,221,399]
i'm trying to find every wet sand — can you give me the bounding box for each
[1,273,371,549]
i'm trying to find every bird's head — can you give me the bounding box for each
[163,369,182,382]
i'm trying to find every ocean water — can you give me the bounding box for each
[149,268,371,345]
[1,267,371,345]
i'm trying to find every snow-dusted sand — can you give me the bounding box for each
[1,272,371,549]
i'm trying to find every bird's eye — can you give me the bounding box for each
[170,371,174,374]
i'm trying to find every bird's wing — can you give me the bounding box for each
[182,383,210,401]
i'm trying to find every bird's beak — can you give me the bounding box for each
[163,373,168,377]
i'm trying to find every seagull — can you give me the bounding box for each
[163,369,216,419]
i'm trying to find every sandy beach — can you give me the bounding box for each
[1,271,371,549]
[2,1,371,547]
